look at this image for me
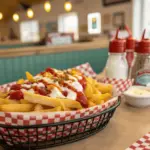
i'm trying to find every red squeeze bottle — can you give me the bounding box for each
[125,26,136,78]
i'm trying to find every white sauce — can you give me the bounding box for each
[43,77,53,84]
[34,75,43,80]
[68,75,78,81]
[21,88,35,94]
[32,82,45,88]
[128,88,150,96]
[27,89,35,94]
[62,87,77,100]
[71,81,83,92]
[74,75,82,80]
[49,87,65,98]
[66,90,77,100]
[22,84,31,89]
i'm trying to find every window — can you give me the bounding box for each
[20,20,40,43]
[132,0,150,38]
[88,13,101,34]
[58,12,79,40]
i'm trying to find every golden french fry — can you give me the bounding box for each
[92,87,101,94]
[91,93,112,105]
[86,77,94,85]
[60,99,82,109]
[59,100,66,111]
[0,104,34,112]
[88,100,96,107]
[23,91,62,107]
[84,83,93,98]
[96,83,113,94]
[0,98,7,104]
[17,79,25,84]
[23,91,82,109]
[26,72,34,82]
[4,99,20,104]
[102,93,112,102]
[90,94,102,104]
[34,104,43,111]
[20,99,30,104]
[63,107,71,111]
[38,106,62,112]
[0,92,8,98]
[101,100,105,105]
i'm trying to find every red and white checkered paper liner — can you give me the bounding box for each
[103,77,133,96]
[0,63,118,145]
[126,132,150,150]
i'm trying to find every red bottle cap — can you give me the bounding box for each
[136,29,150,53]
[135,40,139,53]
[125,25,136,50]
[109,29,126,53]
[126,37,136,50]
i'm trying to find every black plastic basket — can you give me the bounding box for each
[0,99,120,150]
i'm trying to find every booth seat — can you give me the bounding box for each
[0,48,108,85]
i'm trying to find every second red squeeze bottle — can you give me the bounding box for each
[125,26,136,78]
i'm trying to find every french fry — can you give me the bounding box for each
[88,100,96,107]
[59,100,66,111]
[102,93,112,102]
[23,91,82,109]
[90,93,112,105]
[0,104,34,112]
[34,104,43,111]
[4,99,20,104]
[26,72,34,82]
[84,83,93,98]
[17,79,25,84]
[20,99,30,104]
[86,77,94,85]
[60,99,82,109]
[96,83,113,94]
[87,77,113,94]
[0,92,8,98]
[23,91,62,107]
[38,106,62,112]
[0,98,6,104]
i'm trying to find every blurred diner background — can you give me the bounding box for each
[0,0,148,84]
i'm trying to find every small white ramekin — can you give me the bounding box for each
[124,86,150,108]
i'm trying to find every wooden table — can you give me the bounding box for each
[0,100,149,150]
[46,100,149,150]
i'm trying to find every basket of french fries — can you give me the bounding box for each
[0,64,120,150]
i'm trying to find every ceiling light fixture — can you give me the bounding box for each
[64,1,72,12]
[44,1,51,12]
[27,8,34,18]
[0,12,3,20]
[13,13,19,22]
